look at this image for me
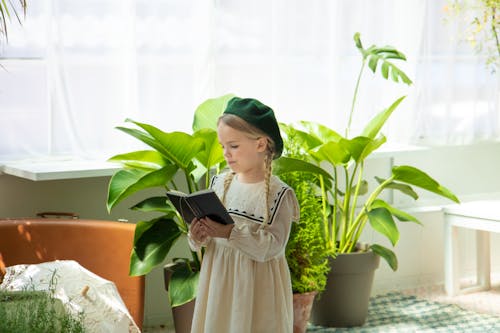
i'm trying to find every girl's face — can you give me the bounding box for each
[217,122,267,181]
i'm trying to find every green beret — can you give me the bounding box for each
[223,97,283,159]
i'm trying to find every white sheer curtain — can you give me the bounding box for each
[411,1,500,145]
[0,0,498,161]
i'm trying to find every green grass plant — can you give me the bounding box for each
[0,271,85,333]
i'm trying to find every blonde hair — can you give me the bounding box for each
[219,114,275,227]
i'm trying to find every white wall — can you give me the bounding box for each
[1,142,500,327]
[364,142,500,293]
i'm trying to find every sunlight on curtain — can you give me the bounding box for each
[412,1,500,145]
[0,0,498,161]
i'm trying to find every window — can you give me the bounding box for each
[1,0,497,161]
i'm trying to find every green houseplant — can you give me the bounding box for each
[279,134,331,333]
[280,129,331,294]
[106,94,234,313]
[284,32,460,271]
[282,168,330,294]
[281,32,460,327]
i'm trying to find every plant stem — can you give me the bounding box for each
[339,167,351,249]
[205,168,214,189]
[185,170,197,193]
[191,250,201,268]
[347,162,364,249]
[346,61,366,138]
[332,166,339,253]
[349,161,364,228]
[341,176,394,252]
[319,175,331,249]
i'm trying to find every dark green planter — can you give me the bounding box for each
[310,250,380,327]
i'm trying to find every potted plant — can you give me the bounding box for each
[106,94,234,332]
[280,32,460,327]
[278,134,331,333]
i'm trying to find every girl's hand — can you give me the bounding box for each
[200,217,234,239]
[190,218,208,243]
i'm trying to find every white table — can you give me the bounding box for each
[443,200,500,296]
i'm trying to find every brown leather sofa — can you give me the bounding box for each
[0,217,145,328]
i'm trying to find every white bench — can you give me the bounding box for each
[443,200,500,296]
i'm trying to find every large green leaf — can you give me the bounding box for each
[392,166,460,203]
[310,141,350,167]
[192,94,235,131]
[168,264,200,307]
[354,32,412,85]
[375,56,412,84]
[360,135,386,160]
[361,96,406,139]
[108,150,168,170]
[116,126,164,153]
[129,217,182,276]
[107,165,178,211]
[280,123,323,151]
[131,196,176,214]
[299,121,343,144]
[273,156,333,181]
[340,137,370,162]
[370,199,421,224]
[193,128,224,169]
[367,207,399,246]
[340,136,386,163]
[126,119,205,170]
[375,176,419,200]
[370,244,398,271]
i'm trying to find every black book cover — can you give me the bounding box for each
[166,189,234,225]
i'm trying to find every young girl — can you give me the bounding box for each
[188,97,299,333]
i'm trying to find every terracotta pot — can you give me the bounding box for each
[164,263,196,333]
[171,299,195,333]
[293,291,317,333]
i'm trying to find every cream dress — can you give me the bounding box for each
[188,173,300,333]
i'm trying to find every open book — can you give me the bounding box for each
[166,189,234,225]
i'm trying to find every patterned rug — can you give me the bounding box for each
[307,292,500,332]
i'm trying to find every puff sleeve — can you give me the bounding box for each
[227,188,299,262]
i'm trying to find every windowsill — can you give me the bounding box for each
[0,156,120,181]
[368,143,428,158]
[0,144,426,181]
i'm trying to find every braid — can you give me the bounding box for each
[261,144,274,229]
[222,171,236,205]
